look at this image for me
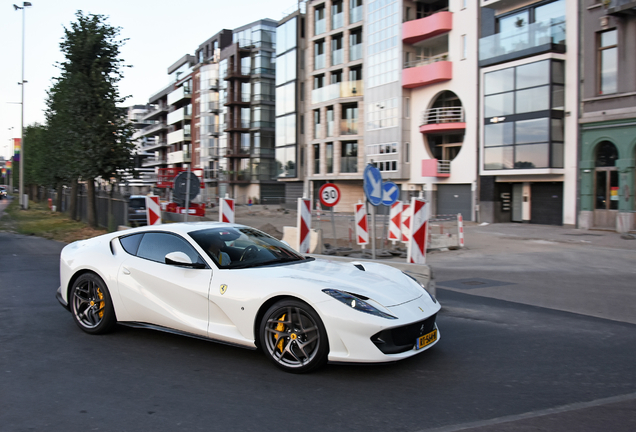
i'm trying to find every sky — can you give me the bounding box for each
[0,0,299,159]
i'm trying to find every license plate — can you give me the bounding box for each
[417,329,437,350]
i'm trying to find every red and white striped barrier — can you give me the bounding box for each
[354,202,369,247]
[297,198,312,254]
[457,213,465,248]
[407,198,430,264]
[219,195,235,223]
[145,195,162,225]
[401,203,411,244]
[388,201,402,242]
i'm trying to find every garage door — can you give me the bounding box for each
[530,182,563,226]
[437,184,472,221]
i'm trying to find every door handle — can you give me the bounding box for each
[122,267,131,275]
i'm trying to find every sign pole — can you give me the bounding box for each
[371,202,376,259]
[184,165,191,222]
[330,206,336,245]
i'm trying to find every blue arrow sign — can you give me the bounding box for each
[363,164,383,206]
[381,181,399,206]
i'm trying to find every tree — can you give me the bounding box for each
[46,11,135,227]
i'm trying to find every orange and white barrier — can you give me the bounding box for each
[145,195,162,225]
[388,201,402,243]
[401,203,411,243]
[354,202,369,247]
[219,195,235,223]
[458,213,465,248]
[407,198,429,264]
[297,198,312,254]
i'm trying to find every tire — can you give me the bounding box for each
[260,299,328,373]
[70,273,117,335]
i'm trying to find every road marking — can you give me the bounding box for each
[413,392,636,432]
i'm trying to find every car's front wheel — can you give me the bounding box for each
[70,273,117,334]
[260,299,328,373]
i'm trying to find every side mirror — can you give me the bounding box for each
[165,251,205,268]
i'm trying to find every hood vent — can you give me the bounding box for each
[352,263,365,271]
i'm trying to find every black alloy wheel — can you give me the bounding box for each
[260,299,328,373]
[70,273,117,335]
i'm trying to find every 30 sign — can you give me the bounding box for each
[319,183,341,207]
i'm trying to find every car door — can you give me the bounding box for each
[116,232,212,337]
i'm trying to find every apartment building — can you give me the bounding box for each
[478,0,578,226]
[579,0,636,232]
[304,0,366,211]
[404,0,478,220]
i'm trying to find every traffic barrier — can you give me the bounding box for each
[388,201,402,242]
[407,198,429,264]
[354,202,369,247]
[458,213,465,248]
[219,195,235,223]
[401,203,411,243]
[145,195,162,225]
[297,198,312,254]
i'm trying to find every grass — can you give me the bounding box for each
[0,198,107,243]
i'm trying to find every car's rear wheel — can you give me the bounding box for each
[70,273,116,334]
[260,299,328,373]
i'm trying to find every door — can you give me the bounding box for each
[117,232,212,337]
[437,184,472,221]
[593,169,619,228]
[511,184,523,222]
[530,182,563,225]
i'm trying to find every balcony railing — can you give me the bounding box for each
[207,101,220,112]
[340,156,357,173]
[332,12,343,30]
[252,93,275,102]
[438,160,450,174]
[224,66,251,79]
[251,121,275,129]
[340,120,358,135]
[252,147,275,156]
[332,49,343,66]
[311,80,363,104]
[141,121,167,135]
[206,79,219,89]
[252,67,275,75]
[141,157,167,168]
[315,19,326,35]
[404,53,449,69]
[479,18,565,63]
[350,6,362,24]
[422,107,465,125]
[206,124,222,134]
[350,44,362,61]
[315,54,326,70]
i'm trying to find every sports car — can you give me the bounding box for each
[56,222,440,373]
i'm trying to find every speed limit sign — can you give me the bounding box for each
[319,183,341,207]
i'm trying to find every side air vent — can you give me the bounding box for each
[352,263,365,271]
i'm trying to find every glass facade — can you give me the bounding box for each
[367,0,399,88]
[483,59,564,170]
[275,17,298,178]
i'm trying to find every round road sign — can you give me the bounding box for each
[319,183,341,207]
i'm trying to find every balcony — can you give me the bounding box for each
[224,66,251,80]
[350,5,362,24]
[224,120,251,131]
[340,119,358,135]
[315,53,326,70]
[315,18,326,36]
[419,107,466,134]
[250,121,275,129]
[332,49,343,66]
[167,106,192,125]
[252,67,275,76]
[141,139,167,152]
[252,147,275,157]
[311,80,363,104]
[142,104,168,121]
[142,156,167,168]
[140,121,167,136]
[207,101,220,112]
[332,12,343,30]
[206,79,219,90]
[167,86,192,106]
[402,58,452,89]
[403,12,453,45]
[422,159,450,178]
[252,93,275,103]
[167,129,191,145]
[607,0,636,15]
[226,147,251,157]
[167,150,191,165]
[205,124,221,135]
[350,44,362,61]
[479,18,566,67]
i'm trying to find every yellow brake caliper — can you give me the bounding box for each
[97,288,105,318]
[275,314,286,352]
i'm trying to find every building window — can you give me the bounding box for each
[349,28,363,62]
[599,29,617,95]
[405,142,410,163]
[374,160,398,172]
[314,40,325,70]
[314,109,321,140]
[350,0,363,24]
[327,107,334,137]
[331,34,343,66]
[342,103,358,135]
[314,144,320,175]
[483,59,564,170]
[330,70,342,84]
[315,6,326,35]
[461,35,467,60]
[341,141,358,173]
[326,143,333,173]
[332,1,344,30]
[405,97,410,119]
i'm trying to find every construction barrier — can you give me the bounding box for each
[388,201,402,243]
[354,202,369,247]
[407,198,429,264]
[145,195,162,225]
[297,198,312,254]
[219,196,235,223]
[458,213,465,248]
[401,203,411,244]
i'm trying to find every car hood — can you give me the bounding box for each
[251,258,425,307]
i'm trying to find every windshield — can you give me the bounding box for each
[129,198,146,209]
[188,226,308,269]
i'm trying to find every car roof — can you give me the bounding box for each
[120,221,246,237]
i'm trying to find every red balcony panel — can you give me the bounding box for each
[419,122,466,134]
[422,159,450,178]
[403,12,453,45]
[402,61,452,89]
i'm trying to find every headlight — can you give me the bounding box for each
[322,289,397,320]
[403,272,437,304]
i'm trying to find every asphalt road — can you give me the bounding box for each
[1,204,635,431]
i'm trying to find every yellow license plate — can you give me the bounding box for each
[417,329,437,350]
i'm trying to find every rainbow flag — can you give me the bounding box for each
[13,138,21,162]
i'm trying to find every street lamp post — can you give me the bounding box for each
[14,1,32,209]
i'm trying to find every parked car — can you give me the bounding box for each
[0,186,7,200]
[128,195,147,226]
[56,222,440,373]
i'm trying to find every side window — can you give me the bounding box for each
[136,232,205,265]
[120,233,144,256]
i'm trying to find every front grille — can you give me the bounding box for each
[371,314,437,355]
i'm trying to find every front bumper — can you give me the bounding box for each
[56,286,69,310]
